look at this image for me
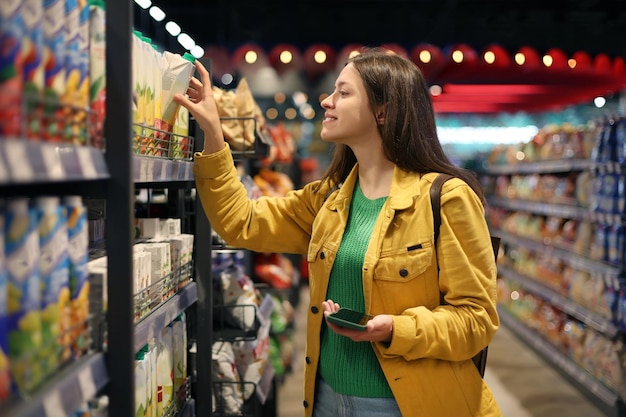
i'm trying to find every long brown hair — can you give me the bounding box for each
[319,47,485,203]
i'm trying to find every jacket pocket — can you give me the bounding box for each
[374,241,434,282]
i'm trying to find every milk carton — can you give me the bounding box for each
[5,198,42,393]
[42,0,66,142]
[88,0,105,147]
[135,349,148,417]
[35,196,70,377]
[22,0,45,140]
[172,315,187,396]
[63,196,89,359]
[156,326,173,417]
[0,0,24,138]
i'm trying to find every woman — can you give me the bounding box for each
[175,47,502,417]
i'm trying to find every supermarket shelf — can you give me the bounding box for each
[2,352,108,417]
[483,159,592,175]
[133,155,194,183]
[488,196,590,221]
[134,281,198,352]
[0,141,109,184]
[496,229,621,286]
[499,265,619,337]
[499,307,624,416]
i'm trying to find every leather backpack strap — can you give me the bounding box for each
[430,173,454,247]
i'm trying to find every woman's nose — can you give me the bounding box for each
[320,95,332,108]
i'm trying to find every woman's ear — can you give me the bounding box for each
[375,107,386,125]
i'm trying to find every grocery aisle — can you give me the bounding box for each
[277,284,606,417]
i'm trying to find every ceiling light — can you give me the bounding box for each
[543,54,553,67]
[244,50,258,64]
[191,45,204,58]
[148,6,165,21]
[483,51,495,64]
[314,50,327,64]
[221,73,234,85]
[594,97,606,108]
[452,50,464,63]
[134,0,151,9]
[165,21,181,36]
[280,50,293,64]
[514,53,526,65]
[419,50,432,64]
[177,33,195,50]
[430,85,442,96]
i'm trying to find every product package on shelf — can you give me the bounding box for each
[131,33,194,160]
[5,198,42,395]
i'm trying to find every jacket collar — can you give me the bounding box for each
[327,164,427,211]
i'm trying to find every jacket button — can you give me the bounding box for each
[311,306,319,314]
[305,356,311,364]
[399,268,409,277]
[303,400,309,408]
[320,251,326,259]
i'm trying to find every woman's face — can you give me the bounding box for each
[320,63,380,145]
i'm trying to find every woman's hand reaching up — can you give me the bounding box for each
[173,60,226,154]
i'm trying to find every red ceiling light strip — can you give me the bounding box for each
[207,42,626,114]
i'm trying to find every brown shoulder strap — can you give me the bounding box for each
[430,173,454,246]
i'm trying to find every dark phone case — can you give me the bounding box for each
[326,308,373,331]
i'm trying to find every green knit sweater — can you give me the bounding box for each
[318,183,392,398]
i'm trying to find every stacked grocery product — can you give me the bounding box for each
[131,32,194,159]
[483,118,626,406]
[134,314,188,417]
[0,196,89,402]
[0,0,106,147]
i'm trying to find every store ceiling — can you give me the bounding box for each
[138,0,626,114]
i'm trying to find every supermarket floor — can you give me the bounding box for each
[276,285,607,417]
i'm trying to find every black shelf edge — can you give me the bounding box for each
[498,308,623,416]
[133,156,194,183]
[134,281,198,352]
[0,141,109,185]
[499,265,619,337]
[2,352,108,417]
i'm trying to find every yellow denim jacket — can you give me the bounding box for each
[193,144,502,417]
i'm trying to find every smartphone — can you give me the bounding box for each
[326,307,374,331]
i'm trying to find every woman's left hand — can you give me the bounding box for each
[322,300,394,343]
